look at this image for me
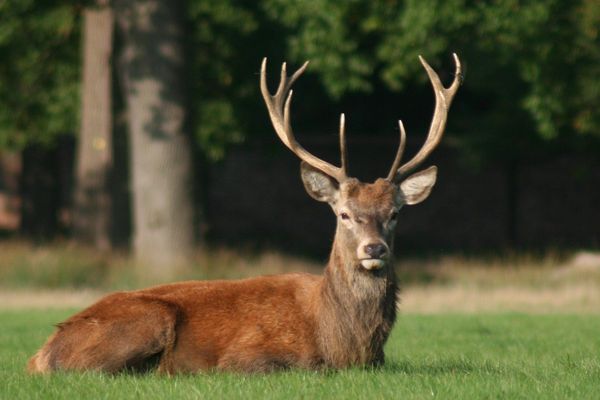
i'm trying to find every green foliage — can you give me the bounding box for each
[1,311,599,398]
[0,0,597,161]
[186,0,260,159]
[264,0,600,163]
[0,0,83,149]
[194,100,242,160]
[474,0,600,140]
[263,0,376,97]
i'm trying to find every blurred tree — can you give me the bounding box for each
[0,0,82,238]
[0,0,598,250]
[115,0,195,275]
[262,0,600,164]
[262,0,600,247]
[0,0,81,149]
[73,0,113,250]
[1,0,598,169]
[185,0,287,160]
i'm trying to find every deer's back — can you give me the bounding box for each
[156,273,324,371]
[30,273,325,373]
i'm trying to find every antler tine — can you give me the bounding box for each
[391,54,462,182]
[260,58,347,182]
[274,61,288,99]
[274,61,309,100]
[339,113,348,175]
[386,120,406,181]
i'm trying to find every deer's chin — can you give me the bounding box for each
[360,259,386,270]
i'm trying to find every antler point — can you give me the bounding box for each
[398,120,406,133]
[452,53,461,67]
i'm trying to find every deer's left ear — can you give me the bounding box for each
[398,166,437,205]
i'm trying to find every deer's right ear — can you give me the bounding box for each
[300,162,339,203]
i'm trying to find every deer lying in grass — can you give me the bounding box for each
[28,54,462,374]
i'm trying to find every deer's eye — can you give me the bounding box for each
[390,211,398,221]
[340,212,350,220]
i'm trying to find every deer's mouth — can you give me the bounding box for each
[360,259,386,270]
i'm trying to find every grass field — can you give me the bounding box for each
[1,244,599,398]
[1,310,599,399]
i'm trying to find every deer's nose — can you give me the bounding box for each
[364,243,388,259]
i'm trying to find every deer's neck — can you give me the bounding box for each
[316,236,398,367]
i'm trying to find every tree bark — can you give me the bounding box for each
[73,2,113,250]
[0,151,21,231]
[115,0,195,276]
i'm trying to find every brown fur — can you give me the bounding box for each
[30,55,455,374]
[343,178,395,208]
[28,179,404,374]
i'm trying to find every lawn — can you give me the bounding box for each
[1,310,598,399]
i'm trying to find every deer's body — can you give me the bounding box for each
[29,181,399,374]
[28,270,397,373]
[28,54,461,374]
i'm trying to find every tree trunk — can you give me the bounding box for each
[0,151,21,231]
[73,2,113,250]
[115,0,195,277]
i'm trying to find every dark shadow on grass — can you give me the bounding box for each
[31,358,505,378]
[382,359,505,375]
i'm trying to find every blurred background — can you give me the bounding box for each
[0,0,598,310]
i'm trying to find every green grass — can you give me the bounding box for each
[1,310,599,399]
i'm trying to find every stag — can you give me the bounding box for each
[28,54,462,374]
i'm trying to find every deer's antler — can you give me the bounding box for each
[260,58,348,182]
[387,54,462,182]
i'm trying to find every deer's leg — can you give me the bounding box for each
[28,296,179,374]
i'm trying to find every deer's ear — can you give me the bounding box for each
[300,162,339,203]
[398,166,437,205]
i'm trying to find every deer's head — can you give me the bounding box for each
[261,55,462,271]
